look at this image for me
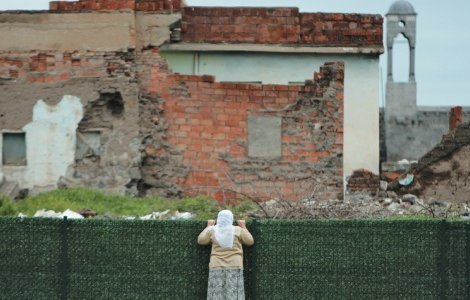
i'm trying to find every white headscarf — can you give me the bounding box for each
[213,210,234,248]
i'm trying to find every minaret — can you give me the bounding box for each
[385,0,417,161]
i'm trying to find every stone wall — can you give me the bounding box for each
[181,7,383,46]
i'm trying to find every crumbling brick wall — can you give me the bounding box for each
[181,7,383,46]
[0,50,134,83]
[137,48,344,202]
[346,169,380,195]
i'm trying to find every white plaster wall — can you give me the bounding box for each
[162,51,380,177]
[2,95,83,189]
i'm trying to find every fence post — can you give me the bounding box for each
[437,220,449,300]
[60,216,69,300]
[249,219,258,300]
[466,222,470,299]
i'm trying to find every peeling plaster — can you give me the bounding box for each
[5,95,83,189]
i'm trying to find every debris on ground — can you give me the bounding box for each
[32,209,84,219]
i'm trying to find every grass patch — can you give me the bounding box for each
[0,188,255,220]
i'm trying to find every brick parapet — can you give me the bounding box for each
[181,7,383,46]
[300,13,383,46]
[49,0,184,12]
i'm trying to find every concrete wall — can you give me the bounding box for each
[161,51,380,177]
[135,12,180,49]
[0,12,136,52]
[383,107,470,161]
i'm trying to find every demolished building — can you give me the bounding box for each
[0,0,384,202]
[389,119,470,204]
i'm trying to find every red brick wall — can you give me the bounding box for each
[449,106,463,131]
[346,169,380,194]
[181,7,383,46]
[49,0,183,12]
[138,49,344,202]
[0,51,132,83]
[181,7,300,44]
[300,13,383,46]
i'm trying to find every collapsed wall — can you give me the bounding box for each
[390,122,470,203]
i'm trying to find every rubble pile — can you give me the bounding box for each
[388,122,470,203]
[247,195,469,220]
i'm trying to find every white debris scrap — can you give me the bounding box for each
[171,211,193,220]
[139,210,170,220]
[33,209,84,219]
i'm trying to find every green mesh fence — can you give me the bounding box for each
[0,218,469,299]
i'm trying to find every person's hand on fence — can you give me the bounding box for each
[207,219,215,227]
[237,220,246,229]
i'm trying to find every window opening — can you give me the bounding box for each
[2,132,26,166]
[392,33,410,82]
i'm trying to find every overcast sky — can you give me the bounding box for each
[0,0,468,107]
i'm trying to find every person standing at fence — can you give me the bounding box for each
[197,209,254,300]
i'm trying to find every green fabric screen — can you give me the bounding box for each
[0,218,468,299]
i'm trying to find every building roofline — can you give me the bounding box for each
[161,43,384,55]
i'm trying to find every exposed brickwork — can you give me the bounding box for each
[49,0,183,12]
[0,50,134,83]
[347,169,380,194]
[137,49,344,201]
[181,7,300,44]
[449,106,463,131]
[300,13,383,46]
[181,7,383,46]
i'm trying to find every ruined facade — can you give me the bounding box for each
[0,0,383,202]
